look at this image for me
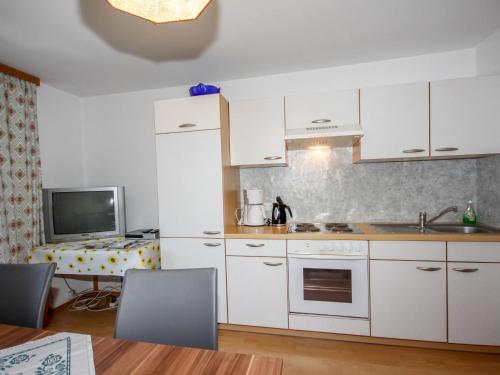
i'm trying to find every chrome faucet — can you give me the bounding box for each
[418,206,458,231]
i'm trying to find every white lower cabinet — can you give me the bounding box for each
[160,238,227,323]
[370,260,447,342]
[226,256,288,328]
[448,262,500,345]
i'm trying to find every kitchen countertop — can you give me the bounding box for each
[224,223,500,242]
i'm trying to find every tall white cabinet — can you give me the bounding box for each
[154,94,239,323]
[156,130,224,237]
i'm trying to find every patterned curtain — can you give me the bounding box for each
[0,73,44,263]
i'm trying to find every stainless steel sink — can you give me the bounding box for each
[372,223,500,234]
[427,224,499,234]
[371,223,425,233]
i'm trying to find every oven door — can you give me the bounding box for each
[288,255,368,318]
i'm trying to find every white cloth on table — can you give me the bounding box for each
[0,332,95,375]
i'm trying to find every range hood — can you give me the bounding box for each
[285,123,364,150]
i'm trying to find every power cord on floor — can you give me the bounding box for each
[67,286,121,312]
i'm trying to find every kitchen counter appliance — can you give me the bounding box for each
[271,196,292,226]
[288,240,369,318]
[288,222,362,234]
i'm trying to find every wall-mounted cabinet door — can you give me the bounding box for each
[448,262,500,345]
[285,89,359,130]
[370,260,447,342]
[154,94,221,134]
[227,256,288,328]
[156,130,224,237]
[431,75,500,157]
[230,97,286,166]
[357,82,429,161]
[160,238,227,323]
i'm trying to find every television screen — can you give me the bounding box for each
[52,191,116,235]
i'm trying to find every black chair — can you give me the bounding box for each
[0,263,56,329]
[115,268,218,350]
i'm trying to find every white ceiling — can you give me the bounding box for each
[1,0,500,96]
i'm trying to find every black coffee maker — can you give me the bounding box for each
[271,196,292,226]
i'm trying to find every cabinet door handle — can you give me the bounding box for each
[311,119,331,124]
[204,242,222,247]
[435,147,459,152]
[203,231,221,235]
[263,262,283,267]
[246,243,265,248]
[416,266,442,272]
[452,268,479,273]
[178,123,196,128]
[403,148,426,154]
[264,156,282,160]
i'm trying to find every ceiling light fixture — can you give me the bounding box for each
[106,0,212,24]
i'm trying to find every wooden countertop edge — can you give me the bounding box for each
[223,223,500,242]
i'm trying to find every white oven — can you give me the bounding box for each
[288,240,369,318]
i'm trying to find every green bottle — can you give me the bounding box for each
[463,200,477,225]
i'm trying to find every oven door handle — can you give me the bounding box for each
[288,254,367,260]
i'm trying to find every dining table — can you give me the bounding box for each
[0,324,283,374]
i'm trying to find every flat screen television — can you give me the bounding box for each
[42,187,126,243]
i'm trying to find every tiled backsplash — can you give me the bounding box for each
[477,155,500,227]
[240,148,500,224]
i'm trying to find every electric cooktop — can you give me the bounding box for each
[288,222,362,234]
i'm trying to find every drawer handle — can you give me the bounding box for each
[435,147,458,152]
[403,148,426,154]
[452,268,479,273]
[263,262,283,267]
[204,243,222,247]
[416,266,442,272]
[264,156,282,161]
[311,119,331,124]
[246,243,265,248]
[178,123,196,128]
[203,231,220,235]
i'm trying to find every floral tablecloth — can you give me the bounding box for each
[28,237,161,276]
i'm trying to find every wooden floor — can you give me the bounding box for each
[47,309,500,375]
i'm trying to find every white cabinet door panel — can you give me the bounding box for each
[154,94,221,134]
[448,262,500,345]
[160,238,227,323]
[360,82,429,160]
[230,97,286,166]
[370,260,447,342]
[156,131,224,237]
[227,256,288,328]
[285,90,359,130]
[431,75,500,156]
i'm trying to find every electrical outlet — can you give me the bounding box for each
[66,290,76,299]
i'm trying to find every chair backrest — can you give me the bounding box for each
[115,268,218,350]
[0,263,56,329]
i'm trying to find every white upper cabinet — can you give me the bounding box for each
[430,75,500,157]
[230,97,287,166]
[357,82,429,161]
[155,94,221,134]
[156,130,224,237]
[285,89,359,130]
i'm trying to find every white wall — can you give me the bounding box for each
[476,28,500,76]
[37,83,91,307]
[80,49,476,230]
[38,83,85,188]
